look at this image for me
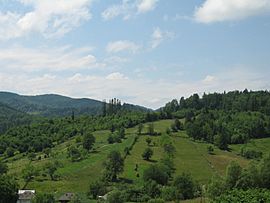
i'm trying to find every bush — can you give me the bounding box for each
[143,165,169,185]
[0,162,8,175]
[173,173,197,200]
[0,175,18,203]
[210,189,270,203]
[240,147,262,159]
[88,180,106,199]
[207,145,214,154]
[161,186,177,201]
[107,190,124,203]
[143,180,161,198]
[207,174,226,199]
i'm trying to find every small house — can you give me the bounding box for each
[17,190,35,203]
[58,193,75,203]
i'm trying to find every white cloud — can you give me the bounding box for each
[194,0,270,23]
[106,72,128,80]
[102,0,159,20]
[203,75,216,83]
[151,27,175,49]
[106,40,140,53]
[0,0,93,40]
[1,65,268,109]
[0,45,103,72]
[137,0,158,13]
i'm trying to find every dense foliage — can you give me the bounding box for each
[0,111,157,156]
[0,103,33,134]
[163,90,270,115]
[185,110,270,149]
[210,189,270,203]
[208,155,270,201]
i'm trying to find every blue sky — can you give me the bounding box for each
[0,0,270,108]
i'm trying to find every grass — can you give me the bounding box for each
[5,119,270,201]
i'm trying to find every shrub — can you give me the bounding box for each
[161,186,177,201]
[143,180,161,198]
[210,189,270,203]
[207,145,214,154]
[107,190,124,203]
[88,180,106,199]
[143,165,169,185]
[240,147,262,159]
[173,173,197,200]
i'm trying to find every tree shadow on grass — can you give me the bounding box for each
[118,177,133,184]
[147,159,157,163]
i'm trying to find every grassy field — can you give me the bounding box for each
[5,119,270,202]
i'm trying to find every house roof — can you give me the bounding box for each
[59,193,75,201]
[18,191,35,200]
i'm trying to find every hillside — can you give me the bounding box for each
[5,119,264,202]
[0,92,149,117]
[0,102,32,134]
[1,90,270,202]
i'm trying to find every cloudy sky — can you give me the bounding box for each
[0,0,270,109]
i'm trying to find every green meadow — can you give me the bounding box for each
[5,119,270,201]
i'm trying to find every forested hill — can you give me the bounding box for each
[0,102,32,134]
[163,90,270,115]
[0,92,149,117]
[162,90,270,150]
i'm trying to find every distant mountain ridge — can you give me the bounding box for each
[0,91,150,117]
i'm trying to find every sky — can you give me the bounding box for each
[0,0,270,109]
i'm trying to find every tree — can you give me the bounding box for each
[236,162,260,189]
[173,173,196,200]
[207,145,214,155]
[214,133,228,150]
[138,123,144,135]
[5,147,15,157]
[22,164,39,183]
[163,143,176,158]
[67,145,82,162]
[107,190,124,203]
[207,174,226,199]
[104,151,124,181]
[259,154,270,188]
[0,161,8,175]
[148,123,155,135]
[174,118,183,130]
[146,137,152,146]
[143,165,169,185]
[171,123,177,132]
[143,180,161,198]
[160,157,175,178]
[82,133,95,151]
[89,180,106,199]
[107,134,114,144]
[43,161,58,180]
[142,148,153,161]
[225,161,242,189]
[118,127,125,139]
[0,175,18,203]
